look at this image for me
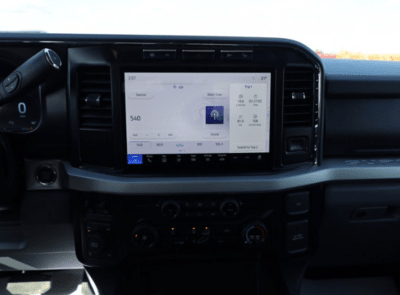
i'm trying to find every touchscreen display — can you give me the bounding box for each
[125,73,271,164]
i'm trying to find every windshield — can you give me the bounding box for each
[2,0,399,61]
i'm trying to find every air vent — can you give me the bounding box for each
[283,67,315,127]
[77,67,112,129]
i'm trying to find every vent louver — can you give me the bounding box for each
[77,67,112,129]
[283,67,315,127]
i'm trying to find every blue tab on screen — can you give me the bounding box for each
[128,154,143,164]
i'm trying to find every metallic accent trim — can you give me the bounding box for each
[316,70,322,165]
[85,269,100,295]
[44,48,61,69]
[25,159,400,195]
[35,164,57,186]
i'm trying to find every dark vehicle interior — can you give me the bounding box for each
[0,33,399,295]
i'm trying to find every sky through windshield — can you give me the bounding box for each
[1,0,399,57]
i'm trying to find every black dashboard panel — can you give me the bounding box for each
[323,59,400,156]
[2,34,400,295]
[0,35,324,178]
[324,59,400,99]
[0,34,397,193]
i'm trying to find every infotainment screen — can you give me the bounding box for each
[124,73,271,164]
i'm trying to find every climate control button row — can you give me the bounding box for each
[131,221,268,250]
[160,199,241,219]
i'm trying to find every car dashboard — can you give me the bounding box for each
[0,34,399,295]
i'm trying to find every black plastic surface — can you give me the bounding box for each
[323,59,400,156]
[325,99,400,156]
[0,223,26,251]
[79,129,114,167]
[309,183,400,267]
[323,59,400,99]
[182,50,215,60]
[0,192,82,271]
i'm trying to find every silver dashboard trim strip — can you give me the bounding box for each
[25,159,400,195]
[316,70,322,165]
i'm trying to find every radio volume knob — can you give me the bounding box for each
[131,223,158,250]
[160,200,181,219]
[220,199,240,218]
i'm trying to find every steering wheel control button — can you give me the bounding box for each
[285,220,309,254]
[35,165,57,185]
[3,74,18,87]
[286,192,310,215]
[4,77,19,94]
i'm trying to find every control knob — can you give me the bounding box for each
[241,221,268,248]
[160,200,181,219]
[220,199,240,218]
[131,223,158,250]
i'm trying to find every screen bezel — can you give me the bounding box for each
[120,66,276,172]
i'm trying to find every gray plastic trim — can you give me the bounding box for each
[25,159,400,195]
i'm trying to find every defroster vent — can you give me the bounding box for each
[283,67,315,127]
[78,67,112,129]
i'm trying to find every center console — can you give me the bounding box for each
[66,35,324,265]
[74,185,322,266]
[64,37,325,295]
